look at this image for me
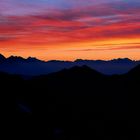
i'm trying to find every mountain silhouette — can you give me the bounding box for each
[127,64,140,76]
[0,64,139,139]
[122,64,140,83]
[6,55,42,63]
[0,54,6,61]
[0,53,140,76]
[47,65,104,79]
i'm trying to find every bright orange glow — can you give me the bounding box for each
[0,37,140,61]
[0,1,140,60]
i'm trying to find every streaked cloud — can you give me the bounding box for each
[0,0,140,60]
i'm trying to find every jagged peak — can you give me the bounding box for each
[0,54,6,59]
[74,58,135,63]
[27,57,40,62]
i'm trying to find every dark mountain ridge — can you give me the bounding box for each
[0,53,140,76]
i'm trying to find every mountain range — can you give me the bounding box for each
[1,63,140,139]
[0,54,140,76]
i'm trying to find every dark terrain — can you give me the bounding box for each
[0,64,139,139]
[1,54,140,75]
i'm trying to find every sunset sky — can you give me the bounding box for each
[0,0,140,60]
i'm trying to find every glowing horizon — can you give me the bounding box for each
[0,0,140,60]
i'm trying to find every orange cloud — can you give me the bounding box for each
[0,1,140,60]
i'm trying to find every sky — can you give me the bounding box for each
[0,0,140,60]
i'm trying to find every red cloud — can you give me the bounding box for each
[0,1,140,48]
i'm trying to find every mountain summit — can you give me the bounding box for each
[0,54,6,61]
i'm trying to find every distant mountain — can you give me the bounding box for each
[49,65,104,78]
[0,53,140,76]
[34,65,105,83]
[5,55,42,63]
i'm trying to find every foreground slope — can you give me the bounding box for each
[1,65,140,139]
